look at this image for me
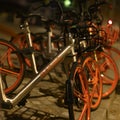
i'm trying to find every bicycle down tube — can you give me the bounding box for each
[0,42,74,109]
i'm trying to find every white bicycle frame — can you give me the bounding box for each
[0,33,76,109]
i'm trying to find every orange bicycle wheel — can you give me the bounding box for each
[83,57,102,110]
[104,47,120,79]
[66,62,90,120]
[94,51,119,98]
[0,39,25,94]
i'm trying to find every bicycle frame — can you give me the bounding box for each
[22,20,63,74]
[0,34,75,109]
[24,21,39,74]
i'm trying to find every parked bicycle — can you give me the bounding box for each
[0,0,104,120]
[0,0,119,120]
[85,0,119,98]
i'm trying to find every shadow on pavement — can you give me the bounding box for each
[2,106,68,120]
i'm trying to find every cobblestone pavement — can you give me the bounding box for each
[0,62,120,120]
[0,64,70,120]
[107,91,120,120]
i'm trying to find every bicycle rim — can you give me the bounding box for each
[96,51,119,98]
[83,57,102,110]
[0,39,25,94]
[67,62,90,120]
[104,47,120,79]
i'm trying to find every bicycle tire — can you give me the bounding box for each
[92,51,119,98]
[83,57,102,110]
[0,39,25,94]
[104,47,120,79]
[66,62,90,120]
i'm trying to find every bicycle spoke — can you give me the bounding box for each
[0,67,20,77]
[0,39,25,94]
[101,74,113,85]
